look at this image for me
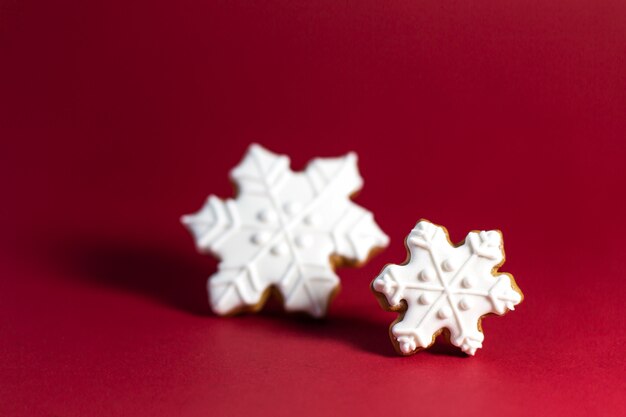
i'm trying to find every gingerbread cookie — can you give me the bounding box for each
[372,220,523,355]
[182,144,389,317]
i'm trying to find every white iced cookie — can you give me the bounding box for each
[182,144,389,318]
[372,220,523,355]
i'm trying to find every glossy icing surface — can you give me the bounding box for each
[372,220,522,355]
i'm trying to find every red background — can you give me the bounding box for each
[1,0,625,416]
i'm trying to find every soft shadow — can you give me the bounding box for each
[46,236,466,357]
[228,304,468,358]
[49,236,214,315]
[257,297,467,358]
[256,302,398,357]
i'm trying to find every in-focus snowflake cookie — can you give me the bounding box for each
[372,220,523,356]
[182,143,389,318]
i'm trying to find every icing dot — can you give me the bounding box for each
[418,293,433,305]
[397,336,416,354]
[295,235,313,248]
[283,201,302,216]
[461,276,473,288]
[304,214,321,226]
[437,306,452,319]
[458,298,472,311]
[442,259,456,272]
[251,232,270,245]
[271,243,288,256]
[419,268,435,282]
[257,209,276,223]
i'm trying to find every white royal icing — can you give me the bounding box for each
[372,220,522,355]
[182,144,389,317]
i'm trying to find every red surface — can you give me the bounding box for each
[1,0,625,416]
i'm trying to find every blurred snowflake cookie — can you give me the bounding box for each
[371,219,523,356]
[182,144,389,317]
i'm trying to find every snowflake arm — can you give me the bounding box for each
[180,196,240,254]
[183,143,389,317]
[372,220,523,356]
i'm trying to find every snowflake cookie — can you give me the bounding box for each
[372,220,523,356]
[182,144,389,318]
